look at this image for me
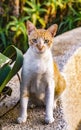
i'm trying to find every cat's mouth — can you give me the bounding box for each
[36,44,44,49]
[36,45,45,53]
[37,48,45,54]
[36,50,45,54]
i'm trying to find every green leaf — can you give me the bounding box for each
[38,8,47,13]
[0,53,11,68]
[10,16,18,22]
[11,27,17,31]
[0,45,23,93]
[19,25,27,41]
[23,7,35,13]
[0,32,6,48]
[6,22,16,35]
[21,16,30,22]
[26,1,35,8]
[0,65,11,86]
[37,16,46,28]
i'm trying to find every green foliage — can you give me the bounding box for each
[58,1,81,34]
[0,27,6,50]
[0,65,11,86]
[23,0,47,28]
[0,0,81,53]
[6,16,28,41]
[6,16,29,52]
[0,45,23,93]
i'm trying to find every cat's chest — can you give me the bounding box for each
[31,59,46,74]
[24,48,53,75]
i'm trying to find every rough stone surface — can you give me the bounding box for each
[52,27,81,71]
[0,27,81,130]
[0,75,20,117]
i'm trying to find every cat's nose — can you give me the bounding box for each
[39,47,44,51]
[36,44,43,50]
[36,43,44,51]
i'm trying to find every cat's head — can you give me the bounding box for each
[26,21,58,54]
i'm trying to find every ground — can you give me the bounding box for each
[0,101,66,130]
[0,27,81,130]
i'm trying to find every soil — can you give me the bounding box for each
[0,27,81,130]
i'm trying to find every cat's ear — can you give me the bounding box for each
[26,21,36,35]
[47,24,58,37]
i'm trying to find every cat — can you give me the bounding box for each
[61,47,81,130]
[17,21,66,124]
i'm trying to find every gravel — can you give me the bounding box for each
[0,100,67,130]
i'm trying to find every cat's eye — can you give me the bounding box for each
[32,39,37,43]
[44,39,49,44]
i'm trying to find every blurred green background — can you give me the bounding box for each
[0,0,81,53]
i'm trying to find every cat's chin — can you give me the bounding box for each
[37,51,48,55]
[36,48,47,54]
[37,51,45,54]
[31,46,47,54]
[34,49,46,54]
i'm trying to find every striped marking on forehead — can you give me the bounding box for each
[30,29,53,39]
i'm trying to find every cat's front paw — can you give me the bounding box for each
[17,116,27,124]
[45,116,54,124]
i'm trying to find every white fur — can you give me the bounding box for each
[17,46,55,124]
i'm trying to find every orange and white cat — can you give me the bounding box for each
[61,47,81,130]
[17,21,66,124]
